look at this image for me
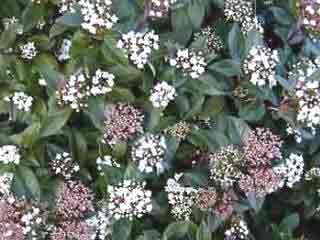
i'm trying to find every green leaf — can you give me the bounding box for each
[209,59,241,77]
[270,7,293,26]
[188,2,205,30]
[0,24,17,49]
[196,223,212,240]
[247,192,265,213]
[228,23,245,62]
[280,213,300,232]
[40,108,72,138]
[162,221,190,240]
[238,103,266,122]
[13,166,41,200]
[171,8,193,45]
[112,219,132,240]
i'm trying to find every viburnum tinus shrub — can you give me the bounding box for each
[0,0,320,239]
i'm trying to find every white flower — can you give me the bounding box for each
[107,180,152,220]
[4,92,34,112]
[117,30,159,69]
[132,134,167,174]
[78,0,118,34]
[274,153,304,188]
[243,45,279,88]
[149,81,176,108]
[50,152,80,179]
[148,0,177,18]
[38,78,47,86]
[96,155,120,175]
[57,39,72,62]
[0,145,21,165]
[20,42,38,60]
[170,49,207,79]
[225,219,250,240]
[0,172,14,196]
[90,69,115,96]
[165,174,198,220]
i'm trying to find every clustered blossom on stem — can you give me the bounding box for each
[107,180,152,220]
[0,172,13,196]
[239,167,283,198]
[0,196,47,240]
[102,103,144,145]
[165,174,198,220]
[164,121,191,142]
[78,0,118,34]
[209,145,244,188]
[50,152,80,179]
[224,0,258,34]
[50,220,97,240]
[286,124,303,143]
[169,49,207,79]
[58,0,77,13]
[243,45,280,88]
[0,145,21,165]
[305,167,320,180]
[291,57,320,134]
[149,81,176,108]
[148,0,177,18]
[3,17,23,35]
[89,69,115,96]
[20,41,38,60]
[57,39,72,62]
[274,153,304,188]
[55,180,95,220]
[297,0,320,33]
[56,72,89,112]
[96,155,120,175]
[131,134,167,174]
[117,30,159,69]
[225,218,250,240]
[193,26,223,54]
[243,128,283,167]
[57,70,115,111]
[4,92,33,112]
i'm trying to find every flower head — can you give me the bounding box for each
[57,39,72,62]
[193,26,223,54]
[148,0,177,18]
[107,180,152,220]
[20,41,38,60]
[55,180,95,220]
[131,134,167,174]
[243,45,280,88]
[50,152,80,179]
[243,128,283,167]
[164,121,191,142]
[4,92,33,112]
[170,49,207,79]
[298,0,320,34]
[0,145,21,165]
[102,103,144,145]
[149,82,176,108]
[225,218,250,240]
[117,30,159,69]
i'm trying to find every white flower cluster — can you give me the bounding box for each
[286,124,302,143]
[243,45,280,88]
[224,0,258,34]
[3,17,23,34]
[21,206,43,237]
[169,49,207,79]
[305,167,320,181]
[193,26,224,54]
[87,208,113,240]
[274,153,304,188]
[4,91,34,112]
[96,155,120,175]
[20,41,38,60]
[107,180,152,220]
[50,152,80,179]
[225,219,250,240]
[165,173,198,220]
[0,145,20,165]
[0,172,13,196]
[117,30,160,69]
[149,82,176,108]
[90,69,115,96]
[57,72,89,111]
[58,0,77,13]
[299,0,320,31]
[132,134,167,174]
[79,0,118,34]
[148,0,177,18]
[57,39,72,62]
[292,58,320,133]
